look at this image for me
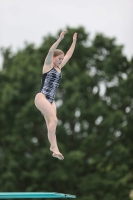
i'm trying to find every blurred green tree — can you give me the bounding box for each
[0,26,133,200]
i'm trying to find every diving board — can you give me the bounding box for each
[0,192,76,199]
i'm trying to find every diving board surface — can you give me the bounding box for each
[0,192,76,199]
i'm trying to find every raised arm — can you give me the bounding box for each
[61,33,77,68]
[44,30,66,66]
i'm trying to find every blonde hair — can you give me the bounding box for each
[53,49,64,57]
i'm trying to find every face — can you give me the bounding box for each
[53,54,64,67]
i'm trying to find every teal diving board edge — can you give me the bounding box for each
[0,192,76,199]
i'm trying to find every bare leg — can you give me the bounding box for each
[50,101,64,159]
[34,93,64,160]
[43,101,59,152]
[44,102,63,159]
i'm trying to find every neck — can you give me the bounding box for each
[54,65,61,70]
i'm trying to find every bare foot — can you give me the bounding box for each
[52,152,64,160]
[50,146,64,160]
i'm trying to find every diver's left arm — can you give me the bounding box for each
[61,33,77,68]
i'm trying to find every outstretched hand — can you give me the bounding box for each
[73,33,77,42]
[59,30,66,40]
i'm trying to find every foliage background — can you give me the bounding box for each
[0,26,133,200]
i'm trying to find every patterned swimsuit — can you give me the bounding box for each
[38,67,62,104]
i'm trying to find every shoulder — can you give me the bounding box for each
[42,63,53,74]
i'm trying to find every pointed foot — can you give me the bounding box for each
[52,153,64,160]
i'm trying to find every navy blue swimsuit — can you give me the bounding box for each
[38,67,62,104]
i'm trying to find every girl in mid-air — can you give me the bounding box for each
[34,30,77,160]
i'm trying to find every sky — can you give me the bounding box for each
[0,0,133,67]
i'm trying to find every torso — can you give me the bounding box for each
[38,67,62,104]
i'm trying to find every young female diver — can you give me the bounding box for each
[34,30,77,160]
